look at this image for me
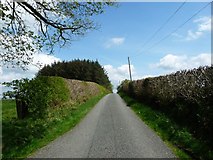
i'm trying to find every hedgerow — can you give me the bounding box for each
[118,66,213,148]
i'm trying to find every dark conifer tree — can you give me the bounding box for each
[37,59,112,91]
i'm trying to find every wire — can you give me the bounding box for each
[140,1,187,49]
[132,1,211,58]
[146,2,211,51]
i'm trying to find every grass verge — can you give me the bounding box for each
[2,92,107,159]
[119,92,212,160]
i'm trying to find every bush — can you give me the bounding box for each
[118,66,213,147]
[3,76,70,118]
[27,76,70,117]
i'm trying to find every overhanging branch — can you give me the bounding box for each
[17,2,84,33]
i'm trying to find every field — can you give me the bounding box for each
[2,91,107,159]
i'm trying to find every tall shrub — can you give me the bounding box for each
[118,66,213,146]
[3,76,70,118]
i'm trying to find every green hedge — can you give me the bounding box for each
[118,66,213,148]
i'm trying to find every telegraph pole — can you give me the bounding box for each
[128,57,132,81]
[211,1,213,66]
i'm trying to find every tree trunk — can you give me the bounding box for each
[15,96,28,119]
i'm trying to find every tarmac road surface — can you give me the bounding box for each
[30,93,175,158]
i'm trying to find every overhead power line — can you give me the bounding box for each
[145,2,211,51]
[132,1,211,59]
[141,1,187,49]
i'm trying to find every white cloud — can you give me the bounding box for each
[153,53,211,71]
[104,64,156,92]
[0,66,2,75]
[185,30,203,41]
[0,52,60,98]
[29,53,61,73]
[105,37,125,48]
[104,64,133,81]
[111,38,125,45]
[171,33,183,38]
[194,16,211,32]
[0,53,61,83]
[104,64,154,91]
[185,16,211,41]
[104,64,134,92]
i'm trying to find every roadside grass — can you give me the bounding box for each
[2,91,107,159]
[119,92,212,160]
[1,100,16,121]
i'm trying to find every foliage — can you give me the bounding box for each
[3,76,70,117]
[118,66,213,149]
[3,78,30,100]
[0,1,115,69]
[119,93,213,160]
[2,90,108,159]
[2,77,108,158]
[37,59,112,91]
[1,100,17,121]
[27,76,70,116]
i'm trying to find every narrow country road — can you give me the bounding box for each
[30,93,175,158]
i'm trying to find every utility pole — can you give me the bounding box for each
[128,57,132,81]
[211,1,213,66]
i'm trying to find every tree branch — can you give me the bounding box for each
[18,2,83,32]
[35,1,51,11]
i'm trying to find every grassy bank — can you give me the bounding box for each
[2,91,107,159]
[119,92,212,159]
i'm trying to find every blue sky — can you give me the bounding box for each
[54,2,211,90]
[0,2,212,93]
